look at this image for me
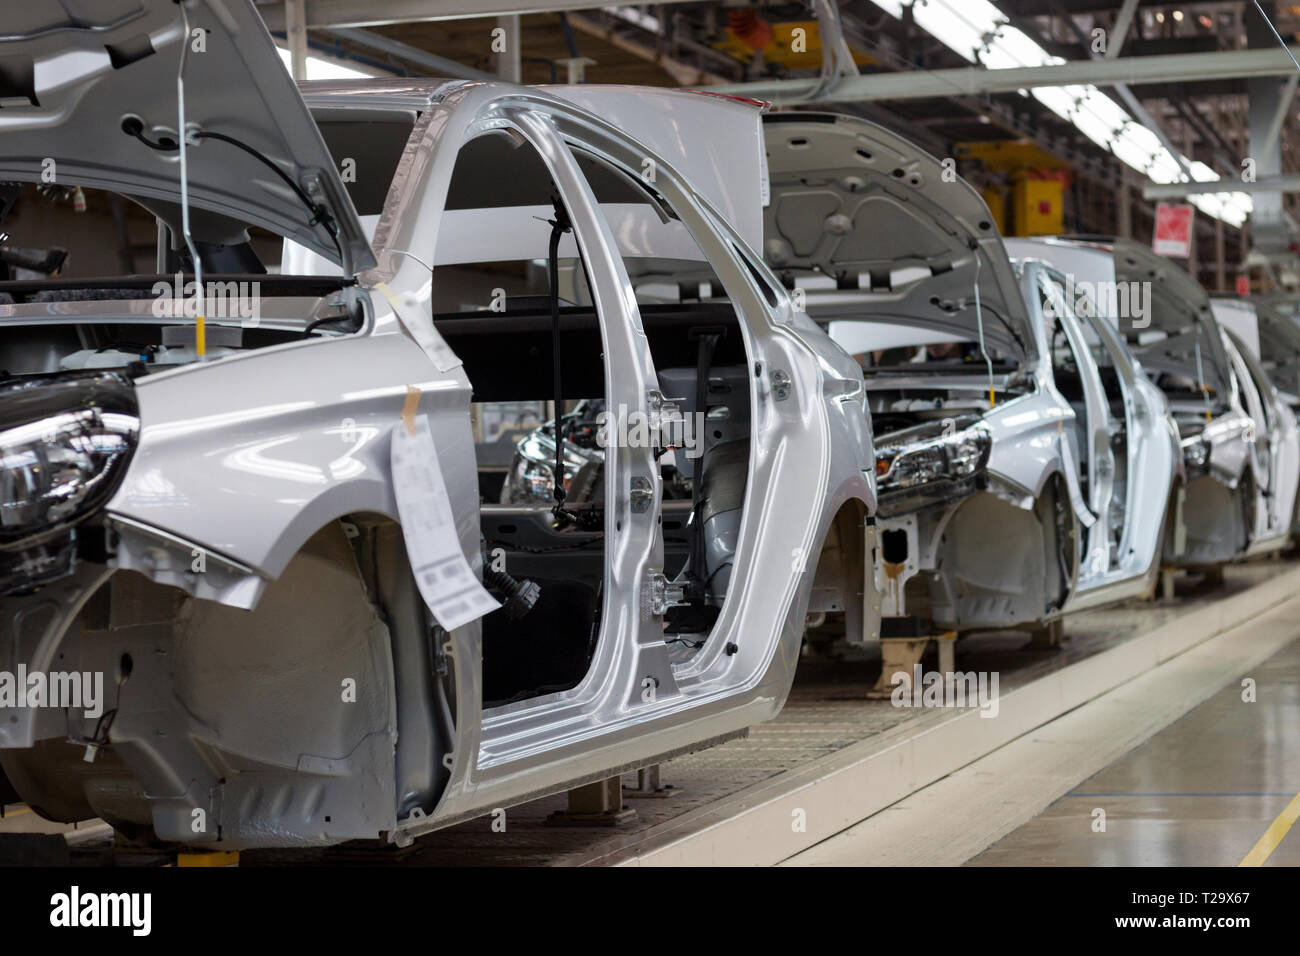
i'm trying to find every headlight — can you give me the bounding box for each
[873,418,992,517]
[1,372,138,592]
[876,421,992,491]
[509,455,558,502]
[505,430,588,504]
[882,446,947,489]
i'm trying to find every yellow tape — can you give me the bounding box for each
[402,385,421,436]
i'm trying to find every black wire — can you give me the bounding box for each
[664,636,706,649]
[123,120,344,261]
[547,196,573,519]
[303,312,361,338]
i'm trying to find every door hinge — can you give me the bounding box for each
[629,475,656,513]
[770,369,791,401]
[648,570,688,616]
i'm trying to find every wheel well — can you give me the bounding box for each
[808,498,871,640]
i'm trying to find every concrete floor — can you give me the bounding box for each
[969,638,1300,867]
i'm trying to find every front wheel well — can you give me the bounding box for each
[806,497,873,642]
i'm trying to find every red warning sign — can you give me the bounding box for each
[1236,275,1251,297]
[1153,203,1194,259]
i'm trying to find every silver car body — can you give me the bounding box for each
[1209,299,1300,553]
[1011,236,1288,565]
[762,114,1177,634]
[0,2,877,847]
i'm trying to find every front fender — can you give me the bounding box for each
[982,391,1071,508]
[106,330,475,603]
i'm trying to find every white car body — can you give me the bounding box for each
[762,115,1179,636]
[0,1,878,848]
[1011,236,1295,564]
[1209,301,1300,554]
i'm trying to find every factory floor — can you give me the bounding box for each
[969,637,1300,867]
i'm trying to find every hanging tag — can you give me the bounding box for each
[374,281,463,373]
[390,413,499,631]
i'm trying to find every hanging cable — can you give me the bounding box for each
[546,195,574,524]
[1194,338,1212,422]
[1251,1,1300,74]
[175,0,204,359]
[121,122,344,262]
[971,244,995,408]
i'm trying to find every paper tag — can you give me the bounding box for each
[374,281,463,373]
[390,415,499,631]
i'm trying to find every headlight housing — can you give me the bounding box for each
[503,428,600,504]
[874,416,992,518]
[1,372,139,593]
[507,454,560,502]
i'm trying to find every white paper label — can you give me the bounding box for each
[375,282,463,373]
[390,415,499,631]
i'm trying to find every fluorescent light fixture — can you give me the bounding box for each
[865,0,1250,226]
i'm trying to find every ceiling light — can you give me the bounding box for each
[864,0,1250,226]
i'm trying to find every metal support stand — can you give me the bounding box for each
[1161,567,1178,601]
[868,636,930,698]
[547,776,637,827]
[1028,618,1065,649]
[623,764,676,799]
[936,631,956,674]
[1201,565,1226,589]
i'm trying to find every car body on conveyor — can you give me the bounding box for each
[1014,236,1295,566]
[760,113,1180,644]
[1235,297,1300,412]
[0,0,880,849]
[1209,295,1300,541]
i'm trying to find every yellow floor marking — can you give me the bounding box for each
[1,806,32,818]
[1240,789,1300,866]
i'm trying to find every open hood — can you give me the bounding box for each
[761,113,1036,364]
[1107,238,1232,402]
[1253,298,1300,400]
[0,0,374,276]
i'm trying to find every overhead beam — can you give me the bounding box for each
[257,0,699,30]
[707,46,1300,102]
[495,14,521,83]
[1104,0,1141,60]
[566,13,730,86]
[1142,176,1300,199]
[1259,73,1300,162]
[1170,98,1240,174]
[284,0,308,80]
[324,27,496,80]
[1043,2,1191,180]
